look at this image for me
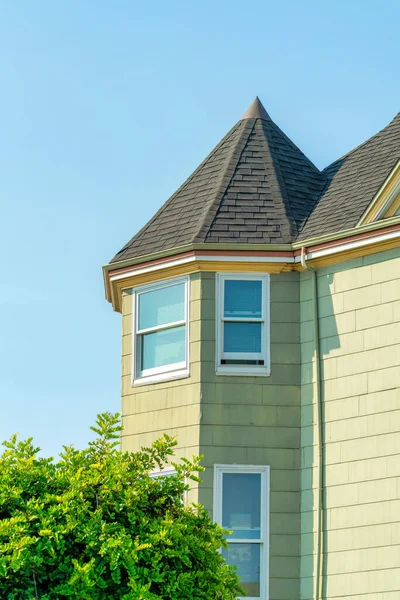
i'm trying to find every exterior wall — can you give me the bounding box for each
[198,271,301,600]
[119,250,400,599]
[120,270,302,599]
[300,248,400,599]
[120,273,203,503]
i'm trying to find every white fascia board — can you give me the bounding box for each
[195,254,294,263]
[295,228,400,263]
[110,253,294,282]
[109,255,196,282]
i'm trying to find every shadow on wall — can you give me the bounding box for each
[301,270,340,600]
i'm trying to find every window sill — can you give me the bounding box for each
[132,368,190,387]
[216,366,271,377]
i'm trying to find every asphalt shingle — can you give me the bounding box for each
[298,112,400,240]
[110,99,400,263]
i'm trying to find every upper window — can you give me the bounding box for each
[132,277,189,384]
[216,274,270,376]
[214,465,270,600]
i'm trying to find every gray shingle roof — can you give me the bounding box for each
[111,100,400,263]
[298,112,400,240]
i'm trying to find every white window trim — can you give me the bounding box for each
[150,467,188,503]
[131,276,190,386]
[214,464,270,600]
[215,273,270,376]
[150,466,177,478]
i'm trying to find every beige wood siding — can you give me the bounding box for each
[300,248,400,600]
[199,272,301,600]
[120,274,203,503]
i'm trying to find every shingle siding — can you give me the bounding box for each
[300,248,400,600]
[121,271,302,600]
[198,272,302,600]
[120,274,203,504]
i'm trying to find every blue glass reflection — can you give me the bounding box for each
[222,544,260,596]
[224,280,262,318]
[224,322,261,353]
[141,326,186,370]
[139,283,185,330]
[222,473,261,539]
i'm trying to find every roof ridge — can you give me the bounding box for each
[324,112,400,173]
[193,119,255,242]
[260,119,299,235]
[269,121,321,175]
[298,112,400,241]
[111,121,243,261]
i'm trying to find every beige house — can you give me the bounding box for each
[103,98,400,600]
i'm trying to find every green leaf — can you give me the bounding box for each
[0,412,242,599]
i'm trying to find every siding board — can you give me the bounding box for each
[300,247,400,599]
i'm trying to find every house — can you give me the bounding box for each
[103,97,400,600]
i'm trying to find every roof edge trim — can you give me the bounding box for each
[292,213,400,249]
[357,160,400,225]
[105,223,400,311]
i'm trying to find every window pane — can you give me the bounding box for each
[222,473,261,539]
[138,283,185,330]
[224,280,262,318]
[224,322,261,353]
[141,326,186,371]
[222,544,260,597]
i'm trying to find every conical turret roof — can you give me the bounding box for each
[108,98,400,268]
[111,98,324,263]
[241,96,271,120]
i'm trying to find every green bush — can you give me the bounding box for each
[0,413,242,599]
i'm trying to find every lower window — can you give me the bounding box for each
[214,465,270,600]
[150,467,177,479]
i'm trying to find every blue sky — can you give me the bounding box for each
[0,1,399,456]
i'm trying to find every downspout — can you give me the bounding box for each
[300,247,324,600]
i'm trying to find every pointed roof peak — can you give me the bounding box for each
[241,96,271,121]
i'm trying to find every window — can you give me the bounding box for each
[216,274,270,375]
[150,468,187,503]
[132,277,189,384]
[150,467,177,479]
[214,465,270,600]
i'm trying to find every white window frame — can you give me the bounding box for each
[216,273,270,376]
[150,467,188,503]
[131,276,190,386]
[150,466,177,478]
[214,465,270,600]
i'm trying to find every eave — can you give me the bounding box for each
[103,218,400,312]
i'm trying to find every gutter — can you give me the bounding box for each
[104,216,400,279]
[300,247,324,600]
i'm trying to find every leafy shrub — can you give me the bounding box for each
[0,413,242,599]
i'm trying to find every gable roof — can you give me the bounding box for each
[111,100,400,263]
[298,112,400,240]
